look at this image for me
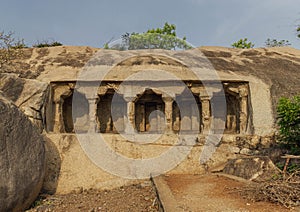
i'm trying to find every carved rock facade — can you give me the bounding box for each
[47,81,251,136]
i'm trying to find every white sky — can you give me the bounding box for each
[1,0,299,49]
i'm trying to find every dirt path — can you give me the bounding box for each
[153,174,292,212]
[28,174,295,212]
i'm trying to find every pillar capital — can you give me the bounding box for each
[162,96,174,103]
[124,96,136,102]
[199,95,211,101]
[86,97,99,104]
[238,85,248,98]
[52,86,72,103]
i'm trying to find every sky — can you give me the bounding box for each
[1,0,300,49]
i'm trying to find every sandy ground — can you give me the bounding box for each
[27,174,296,212]
[27,181,159,212]
[157,174,292,212]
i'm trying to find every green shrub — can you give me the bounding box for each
[33,40,63,48]
[277,95,300,154]
[232,38,254,49]
[11,39,27,49]
[276,162,300,173]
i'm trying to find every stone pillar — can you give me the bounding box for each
[53,100,63,133]
[138,104,145,132]
[200,96,211,134]
[162,97,173,133]
[155,104,162,133]
[180,101,192,131]
[191,103,200,132]
[87,97,98,133]
[112,101,126,133]
[124,97,135,134]
[173,103,180,132]
[239,86,248,134]
[95,96,101,133]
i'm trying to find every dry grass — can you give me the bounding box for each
[232,170,300,209]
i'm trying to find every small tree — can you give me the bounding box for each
[109,23,192,50]
[232,38,254,49]
[277,95,300,154]
[0,31,25,68]
[265,38,291,47]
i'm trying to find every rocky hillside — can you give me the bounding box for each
[1,45,300,115]
[0,46,98,79]
[201,46,300,111]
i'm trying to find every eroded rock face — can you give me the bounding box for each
[0,93,45,211]
[223,156,279,181]
[0,73,49,132]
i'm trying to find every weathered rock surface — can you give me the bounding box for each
[223,156,279,181]
[0,45,298,193]
[0,73,49,132]
[0,93,45,211]
[1,46,300,122]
